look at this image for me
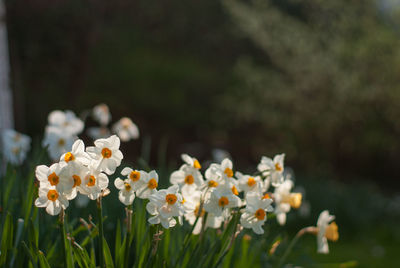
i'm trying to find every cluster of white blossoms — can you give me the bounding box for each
[1,129,31,165]
[42,110,84,161]
[87,103,139,142]
[112,153,304,236]
[34,135,123,215]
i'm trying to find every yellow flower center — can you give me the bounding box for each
[72,175,81,187]
[184,175,195,185]
[124,182,132,191]
[325,222,339,241]
[224,167,233,178]
[58,138,65,147]
[194,205,205,217]
[231,185,239,195]
[64,152,75,162]
[289,193,302,209]
[165,194,178,205]
[218,196,229,207]
[47,189,59,201]
[101,148,112,158]
[87,175,96,187]
[255,208,266,220]
[208,180,218,188]
[48,172,59,186]
[148,178,158,189]
[13,133,21,142]
[275,163,283,172]
[262,193,271,200]
[129,171,140,182]
[247,177,256,187]
[12,147,20,155]
[193,159,201,169]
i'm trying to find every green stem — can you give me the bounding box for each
[97,197,105,268]
[276,227,312,268]
[60,210,68,267]
[124,206,133,268]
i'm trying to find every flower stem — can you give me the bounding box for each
[97,197,105,268]
[59,210,68,267]
[277,226,315,268]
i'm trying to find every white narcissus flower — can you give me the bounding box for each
[257,154,285,187]
[86,135,123,175]
[34,185,69,216]
[35,163,73,195]
[146,185,185,229]
[1,129,31,165]
[236,172,263,196]
[42,126,76,161]
[48,110,84,135]
[59,139,90,166]
[170,154,204,195]
[204,186,241,217]
[61,162,90,200]
[92,103,111,126]
[182,190,224,234]
[114,178,135,205]
[273,179,302,225]
[240,192,273,234]
[120,167,143,189]
[135,170,159,199]
[112,117,139,142]
[316,210,339,254]
[80,167,109,200]
[87,127,111,140]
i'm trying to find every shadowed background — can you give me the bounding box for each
[5,0,400,266]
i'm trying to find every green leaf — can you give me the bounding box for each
[0,212,14,266]
[37,250,51,268]
[103,237,115,268]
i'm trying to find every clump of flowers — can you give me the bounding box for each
[31,107,340,268]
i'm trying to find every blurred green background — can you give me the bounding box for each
[5,0,400,266]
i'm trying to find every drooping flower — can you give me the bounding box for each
[47,110,84,135]
[42,126,76,161]
[34,185,69,216]
[134,170,159,199]
[240,192,273,234]
[92,104,111,126]
[170,154,204,195]
[273,179,302,225]
[146,185,185,229]
[1,129,31,165]
[112,117,139,142]
[316,210,339,254]
[86,135,123,175]
[257,154,285,187]
[114,178,135,205]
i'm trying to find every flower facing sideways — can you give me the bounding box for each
[257,154,285,187]
[134,170,159,199]
[170,154,204,195]
[316,210,339,254]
